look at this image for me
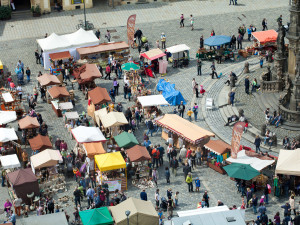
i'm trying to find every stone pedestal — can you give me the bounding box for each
[0,0,9,6]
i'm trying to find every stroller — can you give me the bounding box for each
[141,36,148,48]
[160,197,168,211]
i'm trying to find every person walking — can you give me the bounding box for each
[210,61,216,79]
[252,194,258,214]
[134,28,143,45]
[105,64,111,80]
[193,103,199,121]
[86,186,95,208]
[237,34,243,49]
[152,168,159,187]
[155,189,160,210]
[187,108,193,121]
[35,50,40,64]
[165,167,170,184]
[105,30,111,42]
[245,76,250,94]
[178,101,185,118]
[161,33,166,49]
[180,14,184,27]
[200,35,204,48]
[152,147,160,168]
[203,191,210,207]
[169,156,179,177]
[140,189,147,201]
[197,59,202,76]
[167,196,174,219]
[262,18,268,31]
[25,67,31,83]
[231,35,236,50]
[190,14,194,31]
[229,91,235,106]
[260,56,264,68]
[113,78,119,95]
[289,196,296,215]
[109,88,115,103]
[186,172,193,192]
[247,26,252,41]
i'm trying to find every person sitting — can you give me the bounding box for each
[263,130,272,145]
[275,114,282,128]
[283,136,290,149]
[224,115,239,126]
[54,2,62,11]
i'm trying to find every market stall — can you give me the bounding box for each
[51,101,73,117]
[252,30,278,48]
[114,131,139,149]
[204,139,231,174]
[71,126,106,143]
[49,51,73,70]
[76,41,130,65]
[0,128,18,142]
[37,73,61,86]
[64,111,79,125]
[28,134,53,153]
[0,111,17,125]
[94,152,127,191]
[137,95,169,119]
[37,28,99,69]
[48,86,70,101]
[123,68,151,97]
[18,116,40,142]
[0,154,21,169]
[140,48,167,75]
[110,197,159,225]
[72,63,102,89]
[79,207,114,225]
[155,114,215,149]
[7,168,39,205]
[166,44,190,68]
[30,149,62,172]
[87,87,111,118]
[275,148,300,176]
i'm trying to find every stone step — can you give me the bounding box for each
[280,124,300,131]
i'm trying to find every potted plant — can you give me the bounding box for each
[31,5,41,17]
[0,6,12,20]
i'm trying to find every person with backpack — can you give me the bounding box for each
[146,120,155,137]
[169,157,179,176]
[47,198,55,214]
[152,147,160,168]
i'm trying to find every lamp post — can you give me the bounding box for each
[125,210,131,225]
[83,0,87,30]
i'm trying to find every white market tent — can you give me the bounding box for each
[30,149,62,171]
[177,206,229,217]
[0,154,21,169]
[166,44,190,54]
[0,111,17,125]
[94,108,108,127]
[65,111,79,120]
[0,128,18,142]
[100,112,128,128]
[137,95,169,107]
[71,126,106,143]
[275,148,300,176]
[19,212,68,225]
[37,28,99,69]
[226,150,275,171]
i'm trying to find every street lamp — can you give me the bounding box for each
[125,210,131,225]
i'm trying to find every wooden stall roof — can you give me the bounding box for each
[49,51,72,61]
[77,41,129,56]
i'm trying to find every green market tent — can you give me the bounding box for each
[223,163,260,181]
[114,132,139,148]
[79,208,113,225]
[121,62,140,71]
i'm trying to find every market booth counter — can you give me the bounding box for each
[76,41,130,65]
[204,139,231,174]
[49,51,73,77]
[79,207,114,225]
[250,29,278,55]
[87,86,111,118]
[110,197,159,225]
[137,95,169,119]
[155,114,215,149]
[95,152,127,191]
[28,134,53,153]
[7,168,39,205]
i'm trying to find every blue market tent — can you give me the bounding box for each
[156,79,186,106]
[204,35,231,46]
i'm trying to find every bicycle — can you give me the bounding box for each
[76,20,94,30]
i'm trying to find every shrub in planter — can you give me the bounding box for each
[31,5,41,17]
[0,6,12,20]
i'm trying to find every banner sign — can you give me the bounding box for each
[105,180,122,192]
[231,122,245,159]
[127,14,136,47]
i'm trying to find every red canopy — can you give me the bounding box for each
[252,30,278,44]
[141,48,166,61]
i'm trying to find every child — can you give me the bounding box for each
[199,85,206,95]
[173,108,178,114]
[244,120,249,133]
[187,108,193,121]
[260,57,264,68]
[174,191,179,206]
[195,177,201,192]
[165,167,170,184]
[73,208,79,224]
[158,209,164,225]
[156,40,160,49]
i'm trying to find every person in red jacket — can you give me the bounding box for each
[152,146,160,168]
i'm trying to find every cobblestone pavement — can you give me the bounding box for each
[0,2,294,224]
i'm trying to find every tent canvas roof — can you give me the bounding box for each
[100,112,128,128]
[37,73,61,86]
[48,86,70,99]
[19,212,68,225]
[83,142,106,158]
[65,111,79,120]
[155,114,215,144]
[77,41,129,56]
[7,168,37,186]
[0,154,21,169]
[110,198,158,225]
[71,126,106,143]
[18,116,40,129]
[0,111,17,125]
[73,64,102,84]
[114,132,139,148]
[252,30,278,44]
[37,29,99,52]
[79,207,113,225]
[137,95,169,107]
[0,128,18,142]
[88,87,111,105]
[30,149,62,169]
[28,134,52,151]
[126,145,151,162]
[226,150,275,171]
[166,44,190,54]
[95,152,126,171]
[49,51,71,61]
[94,108,108,126]
[204,139,231,155]
[275,148,300,175]
[141,48,166,61]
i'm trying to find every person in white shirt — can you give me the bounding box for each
[155,189,160,210]
[16,85,22,101]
